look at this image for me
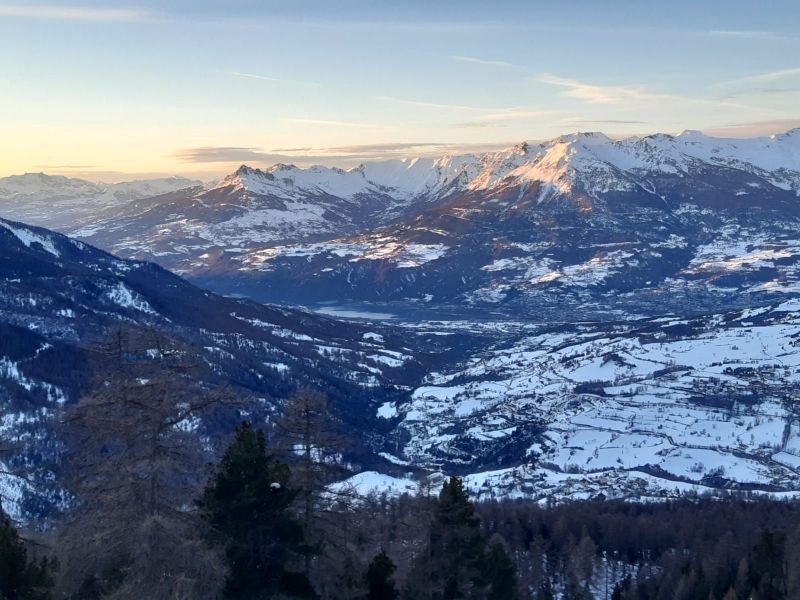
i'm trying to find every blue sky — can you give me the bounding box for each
[1,0,799,180]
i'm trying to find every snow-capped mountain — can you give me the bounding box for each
[40,129,799,315]
[63,161,468,271]
[4,129,800,511]
[0,173,200,230]
[52,129,791,272]
[168,129,800,319]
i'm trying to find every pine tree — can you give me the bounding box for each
[201,421,315,599]
[484,542,518,600]
[365,551,398,600]
[0,512,54,600]
[751,530,787,600]
[428,477,488,599]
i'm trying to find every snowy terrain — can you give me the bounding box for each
[2,128,800,511]
[0,217,422,518]
[0,173,200,229]
[377,303,800,501]
[18,128,793,285]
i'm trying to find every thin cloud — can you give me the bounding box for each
[451,55,514,68]
[173,143,449,164]
[319,142,453,154]
[718,86,800,100]
[373,95,489,112]
[229,71,321,88]
[258,19,511,35]
[536,74,655,104]
[373,96,546,119]
[284,118,377,129]
[707,30,796,40]
[452,121,505,129]
[479,110,550,121]
[453,110,550,128]
[748,67,800,82]
[0,4,148,21]
[706,118,800,138]
[35,164,97,170]
[173,147,284,163]
[716,67,800,88]
[563,119,648,125]
[537,73,749,110]
[271,147,313,152]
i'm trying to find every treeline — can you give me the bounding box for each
[2,329,800,598]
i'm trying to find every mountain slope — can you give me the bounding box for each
[0,217,433,518]
[183,130,800,318]
[62,128,800,278]
[0,173,200,230]
[2,217,800,512]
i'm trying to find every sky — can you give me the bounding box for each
[1,0,799,181]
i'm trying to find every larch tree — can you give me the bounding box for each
[56,328,226,600]
[274,387,350,578]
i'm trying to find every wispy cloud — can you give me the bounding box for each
[0,4,148,22]
[452,110,550,128]
[535,74,655,104]
[319,142,452,154]
[537,73,750,111]
[562,119,648,125]
[35,164,97,169]
[373,95,490,112]
[451,121,503,129]
[229,71,321,88]
[479,110,550,121]
[705,118,800,137]
[283,118,379,129]
[450,55,514,68]
[373,96,547,121]
[173,147,283,163]
[750,67,800,81]
[719,67,800,86]
[707,30,795,40]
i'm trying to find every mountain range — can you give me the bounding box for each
[0,173,201,230]
[2,128,800,515]
[6,128,795,318]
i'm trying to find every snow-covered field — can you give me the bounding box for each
[377,302,800,501]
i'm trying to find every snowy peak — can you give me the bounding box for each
[0,172,104,200]
[0,172,199,202]
[554,131,613,146]
[203,127,800,206]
